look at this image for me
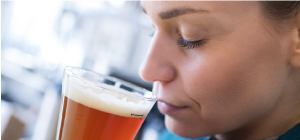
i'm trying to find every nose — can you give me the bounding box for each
[139,32,176,83]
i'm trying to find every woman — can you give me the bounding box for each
[139,1,300,140]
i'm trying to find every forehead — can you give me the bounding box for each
[141,1,258,18]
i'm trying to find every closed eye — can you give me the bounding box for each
[177,35,205,49]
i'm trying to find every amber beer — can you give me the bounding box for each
[58,96,146,140]
[56,67,156,140]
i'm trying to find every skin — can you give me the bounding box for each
[139,1,300,140]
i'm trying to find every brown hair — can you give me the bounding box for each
[260,1,300,21]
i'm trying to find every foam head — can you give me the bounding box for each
[63,75,156,118]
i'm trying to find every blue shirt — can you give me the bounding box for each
[158,123,300,140]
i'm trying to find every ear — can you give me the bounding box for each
[290,14,300,68]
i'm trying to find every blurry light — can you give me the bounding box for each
[2,47,35,69]
[2,47,21,64]
[76,1,105,11]
[32,88,60,140]
[108,0,126,8]
[62,40,85,68]
[11,1,37,37]
[10,1,62,40]
[142,127,159,140]
[39,39,64,70]
[60,12,76,35]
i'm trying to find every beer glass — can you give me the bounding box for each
[56,67,157,140]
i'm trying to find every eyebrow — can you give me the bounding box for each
[142,7,209,20]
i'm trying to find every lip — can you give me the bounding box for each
[157,100,188,115]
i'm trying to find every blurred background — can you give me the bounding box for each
[1,1,165,140]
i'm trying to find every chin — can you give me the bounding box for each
[165,116,211,139]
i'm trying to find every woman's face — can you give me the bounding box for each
[140,1,295,138]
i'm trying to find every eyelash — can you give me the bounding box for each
[149,32,205,49]
[177,35,204,49]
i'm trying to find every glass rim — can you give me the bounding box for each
[64,66,157,101]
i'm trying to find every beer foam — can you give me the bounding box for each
[63,76,156,118]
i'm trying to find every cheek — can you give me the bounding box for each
[181,38,287,126]
[185,55,251,108]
